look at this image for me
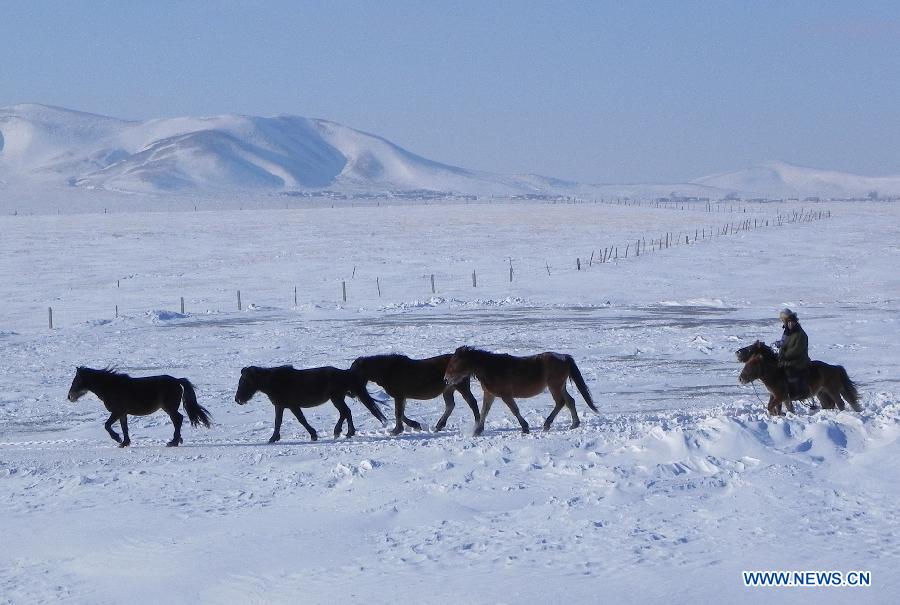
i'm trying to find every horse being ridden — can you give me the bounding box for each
[444,346,597,436]
[67,366,211,447]
[736,341,861,415]
[350,353,480,435]
[234,365,386,443]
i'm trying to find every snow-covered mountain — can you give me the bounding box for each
[3,105,898,200]
[693,160,900,199]
[0,104,582,196]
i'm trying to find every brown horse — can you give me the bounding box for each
[67,366,211,447]
[234,365,386,442]
[736,341,861,415]
[443,346,597,436]
[351,353,480,435]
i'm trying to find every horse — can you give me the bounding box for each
[67,366,211,447]
[736,341,861,415]
[443,346,597,436]
[350,353,480,435]
[234,365,386,443]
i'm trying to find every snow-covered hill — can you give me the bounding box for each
[0,104,581,196]
[4,105,899,200]
[693,160,900,199]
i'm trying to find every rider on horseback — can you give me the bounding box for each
[775,308,810,398]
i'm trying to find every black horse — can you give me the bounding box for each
[350,353,480,435]
[234,365,387,443]
[67,366,212,447]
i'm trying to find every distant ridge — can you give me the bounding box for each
[2,104,898,199]
[0,104,581,196]
[692,160,900,199]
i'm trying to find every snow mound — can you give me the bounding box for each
[143,310,189,323]
[693,160,900,199]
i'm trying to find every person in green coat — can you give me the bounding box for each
[775,308,810,398]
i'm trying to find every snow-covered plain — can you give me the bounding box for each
[1,197,899,604]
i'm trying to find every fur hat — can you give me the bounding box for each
[779,308,798,321]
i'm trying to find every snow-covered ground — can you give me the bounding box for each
[1,198,898,603]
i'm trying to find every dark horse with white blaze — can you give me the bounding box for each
[350,353,480,435]
[234,365,387,443]
[736,341,861,415]
[443,346,597,436]
[67,366,211,447]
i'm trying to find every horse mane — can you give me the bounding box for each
[455,346,492,357]
[755,342,778,363]
[82,366,131,380]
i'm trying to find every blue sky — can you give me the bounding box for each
[1,1,898,182]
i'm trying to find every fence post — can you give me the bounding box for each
[377,277,381,297]
[472,270,477,288]
[237,290,242,311]
[180,297,185,314]
[294,286,297,306]
[431,274,436,293]
[576,258,581,271]
[342,281,347,302]
[48,307,53,329]
[509,263,513,282]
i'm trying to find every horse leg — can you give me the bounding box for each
[784,398,795,414]
[831,390,847,411]
[767,395,780,416]
[474,392,496,437]
[542,386,566,432]
[166,408,184,447]
[118,414,131,447]
[269,406,284,443]
[330,398,355,439]
[817,392,836,411]
[458,381,481,423]
[390,397,405,435]
[500,395,530,435]
[104,412,122,444]
[435,390,455,432]
[288,406,318,441]
[391,397,422,435]
[564,390,580,429]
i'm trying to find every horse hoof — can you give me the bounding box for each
[310,433,318,441]
[542,424,551,432]
[521,428,530,435]
[390,428,403,436]
[268,436,280,444]
[118,442,130,448]
[473,427,484,437]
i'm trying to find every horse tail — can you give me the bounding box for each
[179,379,212,428]
[348,376,387,425]
[839,366,862,412]
[566,356,598,413]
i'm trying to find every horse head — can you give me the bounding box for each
[735,340,776,363]
[444,346,476,385]
[67,366,90,402]
[235,366,264,404]
[738,354,766,384]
